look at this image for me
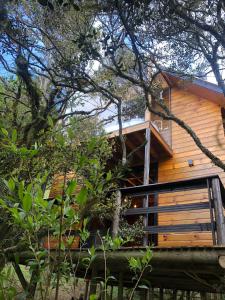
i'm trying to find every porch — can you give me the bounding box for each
[68,175,225,296]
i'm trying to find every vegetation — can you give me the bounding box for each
[0,0,225,299]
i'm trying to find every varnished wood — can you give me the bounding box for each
[211,178,225,245]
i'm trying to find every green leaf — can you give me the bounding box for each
[83,218,89,228]
[88,245,96,257]
[12,129,17,142]
[5,178,15,191]
[76,188,88,206]
[57,134,65,147]
[66,237,75,247]
[22,193,32,212]
[66,180,77,196]
[90,295,97,300]
[106,170,112,181]
[60,241,65,251]
[1,128,8,136]
[84,179,93,190]
[47,116,54,128]
[18,181,24,201]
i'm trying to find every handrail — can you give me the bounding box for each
[119,175,225,202]
[117,175,225,246]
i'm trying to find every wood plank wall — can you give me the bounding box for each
[157,88,225,247]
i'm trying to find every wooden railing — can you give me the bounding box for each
[119,175,225,246]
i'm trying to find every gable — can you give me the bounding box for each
[162,72,225,108]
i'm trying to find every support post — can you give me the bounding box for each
[211,178,225,245]
[186,291,191,300]
[112,190,122,238]
[84,280,90,300]
[118,272,123,300]
[110,285,113,300]
[146,289,150,300]
[89,267,97,297]
[200,292,207,300]
[172,289,177,300]
[160,288,164,300]
[143,126,151,246]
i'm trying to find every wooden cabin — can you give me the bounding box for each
[48,74,225,294]
[49,73,225,249]
[107,72,225,248]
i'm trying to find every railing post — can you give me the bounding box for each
[211,178,225,245]
[143,126,151,246]
[112,190,122,238]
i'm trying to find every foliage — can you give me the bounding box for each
[119,216,145,243]
[0,265,18,300]
[128,247,153,300]
[0,118,120,298]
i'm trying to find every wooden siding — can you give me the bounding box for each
[157,88,225,247]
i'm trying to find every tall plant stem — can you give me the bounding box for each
[54,170,67,300]
[129,267,147,300]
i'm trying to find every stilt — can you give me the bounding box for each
[89,267,97,297]
[160,288,164,300]
[148,287,154,299]
[84,280,90,300]
[118,273,123,300]
[110,285,113,300]
[201,292,207,300]
[172,289,177,300]
[211,178,225,245]
[186,291,191,300]
[146,288,150,300]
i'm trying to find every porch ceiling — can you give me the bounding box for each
[108,121,173,166]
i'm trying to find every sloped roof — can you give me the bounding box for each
[162,72,225,107]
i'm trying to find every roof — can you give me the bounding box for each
[162,72,225,107]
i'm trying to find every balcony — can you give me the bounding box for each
[67,175,225,294]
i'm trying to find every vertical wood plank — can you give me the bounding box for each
[211,178,225,245]
[207,179,216,245]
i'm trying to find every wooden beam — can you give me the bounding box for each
[108,121,149,138]
[211,178,225,245]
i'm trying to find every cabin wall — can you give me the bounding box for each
[157,88,225,247]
